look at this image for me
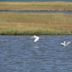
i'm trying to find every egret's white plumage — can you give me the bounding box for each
[32,35,39,42]
[60,41,71,47]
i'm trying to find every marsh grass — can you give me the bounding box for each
[0,13,72,35]
[0,2,72,11]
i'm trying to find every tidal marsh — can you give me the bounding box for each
[0,2,72,11]
[0,13,72,35]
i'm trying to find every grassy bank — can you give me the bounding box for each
[0,2,72,11]
[0,13,72,35]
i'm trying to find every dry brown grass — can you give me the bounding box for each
[0,2,72,10]
[0,13,72,35]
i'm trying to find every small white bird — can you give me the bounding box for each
[32,35,39,42]
[60,41,71,47]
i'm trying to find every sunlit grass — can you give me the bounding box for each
[0,13,72,35]
[0,2,72,10]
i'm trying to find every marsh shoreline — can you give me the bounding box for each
[0,2,72,35]
[0,2,72,11]
[0,13,72,35]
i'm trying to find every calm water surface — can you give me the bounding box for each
[0,35,72,72]
[0,10,72,14]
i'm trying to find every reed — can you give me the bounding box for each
[0,2,72,11]
[0,13,72,35]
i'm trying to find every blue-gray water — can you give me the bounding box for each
[0,0,72,2]
[0,35,72,72]
[0,10,72,14]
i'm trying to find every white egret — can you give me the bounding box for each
[32,35,39,42]
[60,41,71,47]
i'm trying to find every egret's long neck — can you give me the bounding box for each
[64,41,66,44]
